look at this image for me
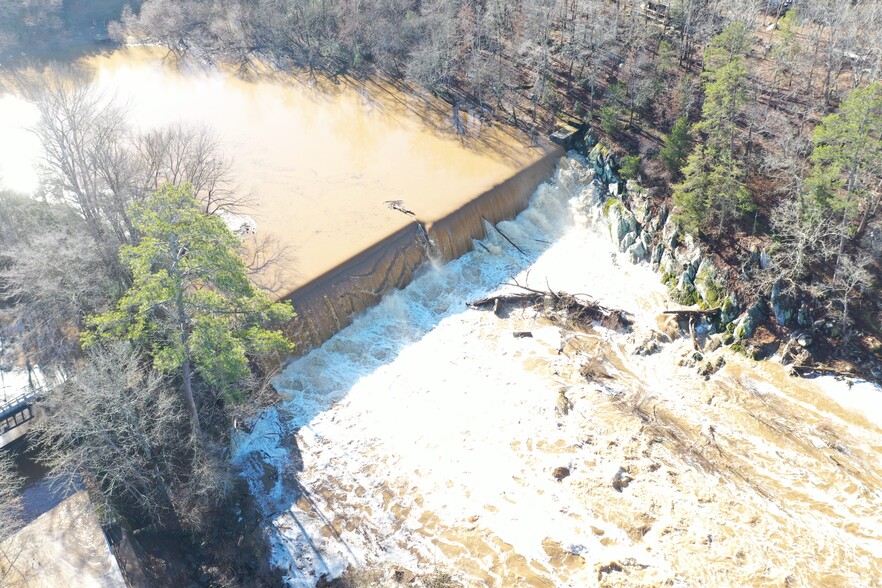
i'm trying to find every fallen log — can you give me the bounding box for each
[468,285,633,331]
[663,308,720,317]
[789,364,855,378]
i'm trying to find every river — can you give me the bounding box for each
[236,157,882,587]
[2,48,881,588]
[0,46,540,297]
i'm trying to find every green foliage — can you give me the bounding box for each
[674,24,754,235]
[770,9,801,72]
[599,105,621,135]
[695,23,750,153]
[660,116,693,177]
[656,40,677,78]
[673,144,753,235]
[618,155,641,180]
[696,270,723,307]
[703,21,751,70]
[671,281,698,306]
[85,184,295,403]
[603,197,624,217]
[806,82,882,218]
[695,58,748,150]
[778,9,800,37]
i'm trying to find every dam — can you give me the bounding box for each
[3,46,882,588]
[238,156,882,587]
[0,46,562,351]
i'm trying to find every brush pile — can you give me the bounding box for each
[468,284,632,332]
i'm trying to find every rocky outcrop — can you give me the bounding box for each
[600,181,731,316]
[566,137,832,361]
[581,141,789,349]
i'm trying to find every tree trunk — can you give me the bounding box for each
[176,288,202,437]
[854,196,878,242]
[181,353,201,437]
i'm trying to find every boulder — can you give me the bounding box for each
[627,240,647,264]
[583,128,599,151]
[797,303,813,327]
[651,242,664,265]
[605,198,639,251]
[733,300,766,340]
[611,467,633,492]
[770,281,795,326]
[653,204,669,232]
[793,330,813,348]
[552,467,571,481]
[662,215,680,249]
[719,293,740,326]
[693,258,724,308]
[705,335,723,353]
[671,271,698,305]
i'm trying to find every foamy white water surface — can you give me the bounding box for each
[237,158,882,587]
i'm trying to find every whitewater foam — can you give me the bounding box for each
[236,157,882,587]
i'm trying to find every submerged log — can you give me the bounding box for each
[468,285,633,331]
[663,307,720,317]
[789,364,855,378]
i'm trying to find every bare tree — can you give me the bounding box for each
[824,252,875,328]
[34,343,189,527]
[15,67,135,259]
[133,124,248,214]
[0,453,23,542]
[0,192,116,370]
[765,198,838,294]
[0,452,24,584]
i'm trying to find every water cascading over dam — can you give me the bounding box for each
[283,148,562,352]
[238,156,882,587]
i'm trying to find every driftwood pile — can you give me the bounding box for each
[467,284,633,332]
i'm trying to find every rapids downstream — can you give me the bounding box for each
[237,157,882,587]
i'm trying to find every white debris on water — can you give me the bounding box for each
[236,158,882,587]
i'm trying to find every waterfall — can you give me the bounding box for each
[282,149,563,354]
[240,156,882,587]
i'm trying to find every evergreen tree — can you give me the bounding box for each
[673,144,753,235]
[672,23,753,235]
[84,184,295,435]
[660,115,693,177]
[619,155,641,181]
[695,56,748,151]
[806,81,882,250]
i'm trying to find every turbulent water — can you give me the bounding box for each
[236,157,882,587]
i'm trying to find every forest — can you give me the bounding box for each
[0,0,881,585]
[114,0,881,335]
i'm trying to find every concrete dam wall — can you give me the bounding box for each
[283,147,563,354]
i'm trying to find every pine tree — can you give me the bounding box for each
[806,82,882,273]
[660,115,693,177]
[672,23,753,235]
[84,184,295,435]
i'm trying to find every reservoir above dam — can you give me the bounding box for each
[0,47,556,349]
